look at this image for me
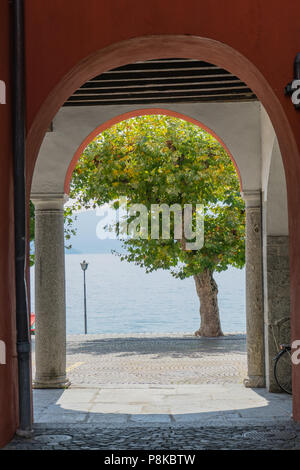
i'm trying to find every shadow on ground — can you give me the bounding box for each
[65,334,246,358]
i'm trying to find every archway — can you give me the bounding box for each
[31,102,265,389]
[64,108,242,194]
[27,36,299,189]
[27,35,298,419]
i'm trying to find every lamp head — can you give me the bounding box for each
[80,260,88,271]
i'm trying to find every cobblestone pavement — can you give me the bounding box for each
[5,423,300,450]
[62,333,248,386]
[6,334,295,450]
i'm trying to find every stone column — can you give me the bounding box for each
[32,195,70,388]
[242,190,265,388]
[263,235,290,392]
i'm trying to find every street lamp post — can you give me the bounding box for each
[80,260,88,334]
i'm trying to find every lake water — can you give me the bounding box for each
[30,253,246,335]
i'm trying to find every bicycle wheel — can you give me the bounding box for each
[274,349,292,395]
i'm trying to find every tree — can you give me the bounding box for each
[69,115,245,336]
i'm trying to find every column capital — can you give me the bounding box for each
[241,189,261,208]
[31,193,69,210]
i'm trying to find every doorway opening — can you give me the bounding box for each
[28,54,292,436]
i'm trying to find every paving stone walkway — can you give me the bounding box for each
[5,424,300,450]
[5,333,297,450]
[64,333,248,386]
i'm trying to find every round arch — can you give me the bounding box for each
[64,107,242,194]
[26,35,299,196]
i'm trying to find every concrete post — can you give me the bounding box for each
[32,195,70,388]
[242,190,265,388]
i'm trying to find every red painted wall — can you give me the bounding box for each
[23,0,300,425]
[0,0,19,447]
[2,0,300,446]
[24,0,300,132]
[24,0,300,209]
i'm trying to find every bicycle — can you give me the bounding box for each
[273,344,292,395]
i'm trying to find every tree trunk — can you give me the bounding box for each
[193,269,223,337]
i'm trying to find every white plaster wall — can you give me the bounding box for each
[260,104,276,194]
[31,101,262,197]
[265,138,289,236]
[260,104,288,235]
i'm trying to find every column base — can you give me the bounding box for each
[16,429,34,438]
[33,376,71,389]
[267,382,284,393]
[243,375,265,388]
